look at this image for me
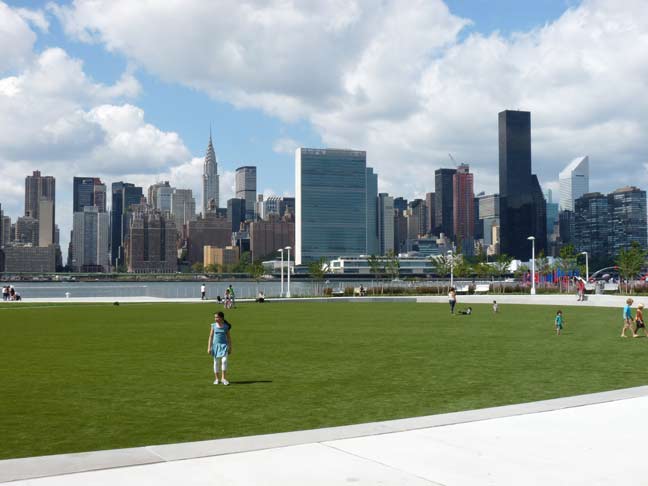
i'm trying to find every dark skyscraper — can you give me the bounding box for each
[111,182,143,267]
[498,110,546,259]
[25,170,55,219]
[73,177,106,212]
[227,198,246,233]
[435,168,456,238]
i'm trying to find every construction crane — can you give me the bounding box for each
[448,153,456,165]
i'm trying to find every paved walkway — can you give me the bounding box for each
[2,295,645,485]
[2,386,648,485]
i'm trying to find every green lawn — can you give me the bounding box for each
[0,301,645,460]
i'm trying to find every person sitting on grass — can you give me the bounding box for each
[621,298,637,338]
[458,306,472,315]
[635,303,648,338]
[555,310,564,336]
[207,311,232,386]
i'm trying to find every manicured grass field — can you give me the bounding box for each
[1,301,646,460]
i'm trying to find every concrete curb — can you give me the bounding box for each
[2,385,648,483]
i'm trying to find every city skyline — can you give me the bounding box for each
[2,0,648,254]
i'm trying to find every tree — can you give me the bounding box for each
[205,263,220,274]
[308,258,328,295]
[248,260,266,294]
[191,262,204,273]
[385,250,400,281]
[367,254,384,295]
[493,254,512,277]
[557,244,577,293]
[453,256,472,278]
[431,254,451,277]
[616,241,646,294]
[233,252,251,273]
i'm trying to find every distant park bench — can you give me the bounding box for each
[603,283,619,292]
[455,284,470,293]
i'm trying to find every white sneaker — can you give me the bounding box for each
[222,379,229,386]
[213,379,219,385]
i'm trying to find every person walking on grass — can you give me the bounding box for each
[228,285,236,308]
[201,283,206,300]
[448,287,456,314]
[493,300,498,313]
[635,303,648,338]
[555,310,564,336]
[224,288,232,309]
[621,298,637,338]
[207,311,232,385]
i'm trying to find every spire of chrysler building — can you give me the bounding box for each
[202,128,219,215]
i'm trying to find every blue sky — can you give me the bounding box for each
[3,0,648,252]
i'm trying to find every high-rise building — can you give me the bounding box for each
[1,214,10,246]
[393,197,408,214]
[425,192,435,234]
[378,193,394,255]
[38,199,55,247]
[227,198,246,233]
[296,148,371,264]
[203,132,220,214]
[186,214,232,264]
[15,216,39,245]
[545,189,559,251]
[148,181,174,213]
[0,203,3,247]
[25,171,55,219]
[1,245,56,273]
[435,168,456,238]
[126,209,177,273]
[170,188,196,231]
[498,110,546,259]
[111,182,143,267]
[608,186,647,256]
[406,199,427,240]
[559,156,589,211]
[366,168,379,256]
[453,164,475,254]
[249,217,295,261]
[72,206,110,272]
[73,177,105,212]
[574,192,609,259]
[478,194,500,248]
[235,166,257,221]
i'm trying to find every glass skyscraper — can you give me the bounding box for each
[296,148,372,264]
[434,168,456,238]
[559,156,589,212]
[608,186,647,256]
[498,110,546,259]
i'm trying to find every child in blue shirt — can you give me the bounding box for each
[555,310,564,335]
[621,298,636,338]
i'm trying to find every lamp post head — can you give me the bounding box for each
[580,251,587,255]
[284,246,292,250]
[527,236,535,241]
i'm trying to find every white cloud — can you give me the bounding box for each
[0,2,37,73]
[0,4,206,254]
[272,137,299,155]
[51,0,648,199]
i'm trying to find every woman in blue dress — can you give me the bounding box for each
[207,311,233,385]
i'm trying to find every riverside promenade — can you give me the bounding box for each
[2,294,647,485]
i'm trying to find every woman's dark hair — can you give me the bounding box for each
[217,311,225,318]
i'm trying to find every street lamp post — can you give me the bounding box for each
[580,251,589,282]
[278,248,284,297]
[447,250,454,289]
[527,236,536,295]
[285,246,292,298]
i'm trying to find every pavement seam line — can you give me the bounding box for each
[319,442,448,486]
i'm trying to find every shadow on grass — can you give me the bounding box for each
[229,380,273,385]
